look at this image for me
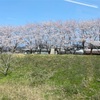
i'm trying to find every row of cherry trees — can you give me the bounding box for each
[0,19,100,76]
[0,19,100,53]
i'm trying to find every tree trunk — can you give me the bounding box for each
[30,49,33,54]
[82,40,85,54]
[4,64,10,76]
[90,48,93,55]
[99,34,100,41]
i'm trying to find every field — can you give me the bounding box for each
[0,54,100,100]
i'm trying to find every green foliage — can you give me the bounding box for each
[0,95,11,100]
[0,55,100,100]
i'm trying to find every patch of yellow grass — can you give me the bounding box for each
[13,54,25,58]
[0,83,58,100]
[0,84,43,100]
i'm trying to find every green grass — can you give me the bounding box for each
[0,54,100,100]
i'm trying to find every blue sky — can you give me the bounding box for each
[0,0,100,25]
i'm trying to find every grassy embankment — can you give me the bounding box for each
[0,54,100,100]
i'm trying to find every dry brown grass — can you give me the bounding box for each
[0,83,60,100]
[0,83,46,100]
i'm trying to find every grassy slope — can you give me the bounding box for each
[0,54,100,100]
